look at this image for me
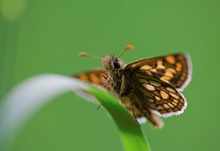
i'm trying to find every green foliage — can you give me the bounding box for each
[87,87,151,151]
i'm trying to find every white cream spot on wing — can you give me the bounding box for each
[160,90,169,99]
[168,103,174,108]
[166,87,176,93]
[167,68,176,73]
[163,104,170,109]
[164,70,174,78]
[170,93,180,99]
[165,55,175,64]
[157,60,165,69]
[176,62,182,72]
[157,106,163,110]
[140,65,152,70]
[143,84,155,91]
[173,99,179,104]
[155,96,161,101]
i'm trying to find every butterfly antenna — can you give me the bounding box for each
[79,52,101,60]
[117,44,134,59]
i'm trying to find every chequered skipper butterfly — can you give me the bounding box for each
[74,45,192,128]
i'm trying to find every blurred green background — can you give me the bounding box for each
[1,0,220,151]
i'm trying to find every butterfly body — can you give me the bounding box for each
[75,50,192,128]
[101,55,123,94]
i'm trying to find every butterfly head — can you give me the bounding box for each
[102,55,123,72]
[102,45,134,72]
[79,45,133,73]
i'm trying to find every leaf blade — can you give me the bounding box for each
[86,87,151,151]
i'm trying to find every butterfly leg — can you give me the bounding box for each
[98,74,107,87]
[96,104,102,111]
[131,100,141,126]
[118,75,125,98]
[95,74,108,110]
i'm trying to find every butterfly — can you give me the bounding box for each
[74,45,192,128]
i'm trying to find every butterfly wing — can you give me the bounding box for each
[74,69,150,125]
[124,54,192,91]
[74,53,191,128]
[120,54,191,127]
[74,69,106,85]
[120,91,164,128]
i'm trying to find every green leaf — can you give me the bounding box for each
[86,87,151,151]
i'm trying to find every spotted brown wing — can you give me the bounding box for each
[74,69,106,85]
[125,54,192,91]
[120,54,191,127]
[120,70,187,128]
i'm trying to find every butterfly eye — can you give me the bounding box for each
[113,59,122,69]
